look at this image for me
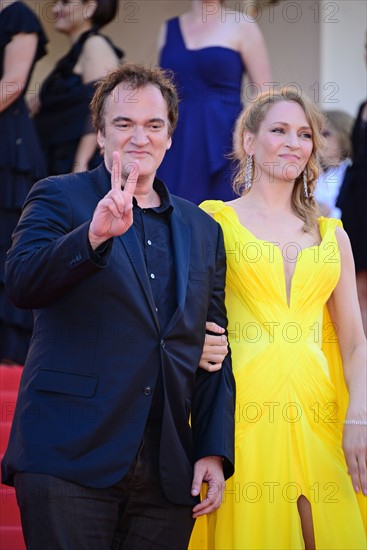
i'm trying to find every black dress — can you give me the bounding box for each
[34,28,123,176]
[337,101,367,271]
[0,1,47,364]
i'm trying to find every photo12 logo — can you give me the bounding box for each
[223,480,340,504]
[200,1,340,24]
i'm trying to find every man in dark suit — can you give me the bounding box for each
[2,64,235,549]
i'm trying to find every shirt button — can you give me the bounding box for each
[150,273,155,279]
[143,386,152,396]
[155,307,159,312]
[161,339,166,349]
[147,240,152,246]
[16,138,23,145]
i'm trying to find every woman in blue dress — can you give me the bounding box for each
[157,0,271,204]
[0,0,47,364]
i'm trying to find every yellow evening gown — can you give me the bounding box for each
[189,201,366,550]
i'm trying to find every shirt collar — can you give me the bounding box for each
[132,177,174,217]
[101,163,173,216]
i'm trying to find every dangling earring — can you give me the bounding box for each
[244,154,253,191]
[303,167,309,198]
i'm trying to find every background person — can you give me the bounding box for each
[314,109,354,218]
[157,0,271,204]
[0,0,47,364]
[31,0,122,175]
[337,98,367,336]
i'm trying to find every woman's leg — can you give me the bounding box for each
[297,495,316,550]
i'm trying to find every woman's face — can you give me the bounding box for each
[246,100,314,183]
[53,0,95,35]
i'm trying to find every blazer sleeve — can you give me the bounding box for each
[5,177,112,309]
[191,223,235,480]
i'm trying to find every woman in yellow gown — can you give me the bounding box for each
[190,88,366,549]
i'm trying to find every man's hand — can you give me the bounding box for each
[199,322,228,372]
[191,456,225,518]
[88,151,139,249]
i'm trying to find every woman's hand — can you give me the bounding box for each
[199,322,228,372]
[343,421,367,495]
[27,92,41,116]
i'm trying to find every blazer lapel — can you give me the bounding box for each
[166,207,190,332]
[91,166,191,331]
[90,162,111,198]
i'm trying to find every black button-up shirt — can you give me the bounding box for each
[132,178,176,423]
[132,178,176,329]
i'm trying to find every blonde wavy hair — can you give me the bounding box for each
[232,87,325,233]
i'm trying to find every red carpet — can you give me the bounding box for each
[0,365,25,550]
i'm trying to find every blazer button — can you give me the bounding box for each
[160,339,165,349]
[143,386,152,396]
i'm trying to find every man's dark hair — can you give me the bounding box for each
[91,63,179,137]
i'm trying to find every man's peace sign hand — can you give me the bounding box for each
[89,152,139,249]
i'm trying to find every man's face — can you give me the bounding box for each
[98,84,172,184]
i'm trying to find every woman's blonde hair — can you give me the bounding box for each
[232,87,325,233]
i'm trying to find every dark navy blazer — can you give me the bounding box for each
[2,163,235,505]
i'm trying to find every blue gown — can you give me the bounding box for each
[0,1,47,364]
[158,17,245,204]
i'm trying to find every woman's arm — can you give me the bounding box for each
[157,21,167,55]
[73,35,120,172]
[0,32,37,113]
[72,133,99,172]
[327,227,367,495]
[79,34,120,84]
[237,19,272,94]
